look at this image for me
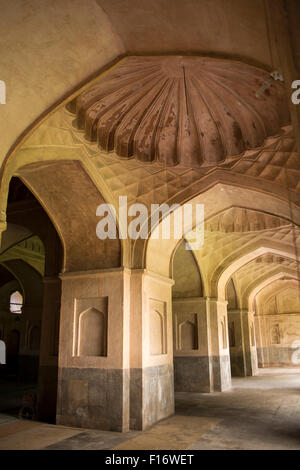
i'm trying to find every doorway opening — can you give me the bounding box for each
[0,177,63,423]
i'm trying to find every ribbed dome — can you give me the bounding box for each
[68,56,289,167]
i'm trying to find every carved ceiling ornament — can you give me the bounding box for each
[205,207,291,233]
[68,56,289,168]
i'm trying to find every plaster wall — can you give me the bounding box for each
[256,313,300,367]
[56,268,130,431]
[173,297,231,392]
[130,270,174,430]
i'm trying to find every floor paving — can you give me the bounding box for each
[0,368,299,450]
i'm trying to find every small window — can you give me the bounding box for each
[10,291,23,314]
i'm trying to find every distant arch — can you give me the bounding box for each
[9,290,23,314]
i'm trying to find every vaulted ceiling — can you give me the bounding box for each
[0,0,299,309]
[1,0,299,170]
[68,56,289,167]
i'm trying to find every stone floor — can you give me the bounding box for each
[0,378,37,417]
[0,368,299,450]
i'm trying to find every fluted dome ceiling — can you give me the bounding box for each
[68,56,290,167]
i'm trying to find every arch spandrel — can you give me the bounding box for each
[143,186,300,280]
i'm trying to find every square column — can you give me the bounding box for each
[255,315,269,367]
[242,310,258,376]
[130,269,175,430]
[207,298,231,391]
[37,277,61,422]
[173,297,231,392]
[56,268,131,432]
[228,310,258,376]
[173,297,212,392]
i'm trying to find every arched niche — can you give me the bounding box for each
[179,320,198,351]
[271,324,281,345]
[149,299,167,356]
[78,307,107,357]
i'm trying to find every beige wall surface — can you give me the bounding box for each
[255,280,300,366]
[0,0,274,172]
[0,0,124,167]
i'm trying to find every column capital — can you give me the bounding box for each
[172,296,207,305]
[206,297,228,307]
[59,266,131,280]
[131,268,174,286]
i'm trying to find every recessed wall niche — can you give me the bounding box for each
[173,310,200,352]
[177,314,198,351]
[73,297,108,357]
[271,324,281,345]
[149,299,167,355]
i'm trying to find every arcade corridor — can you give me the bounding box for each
[0,369,299,450]
[0,0,300,453]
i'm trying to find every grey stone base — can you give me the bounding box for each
[230,349,258,377]
[250,349,258,373]
[174,355,231,393]
[257,347,300,367]
[230,353,245,377]
[56,367,129,432]
[38,365,58,423]
[257,347,264,366]
[174,356,211,392]
[213,354,231,391]
[130,364,174,430]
